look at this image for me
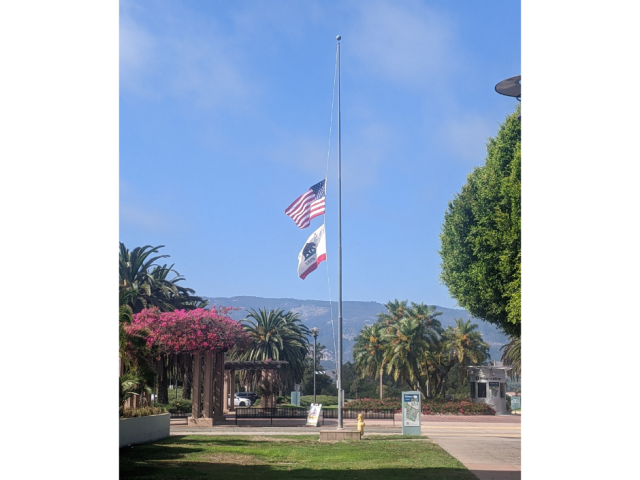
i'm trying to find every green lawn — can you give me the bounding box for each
[120,435,476,479]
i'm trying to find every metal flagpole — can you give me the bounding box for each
[336,34,343,430]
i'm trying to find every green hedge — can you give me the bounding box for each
[345,398,400,411]
[300,395,339,406]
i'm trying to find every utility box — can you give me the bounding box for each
[291,391,300,406]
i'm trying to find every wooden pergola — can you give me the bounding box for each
[189,356,289,426]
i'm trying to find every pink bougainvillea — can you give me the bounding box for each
[128,307,249,354]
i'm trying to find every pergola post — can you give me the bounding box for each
[229,369,236,412]
[190,351,202,420]
[223,371,230,413]
[202,350,214,419]
[213,350,225,422]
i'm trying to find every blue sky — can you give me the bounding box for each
[119,0,521,308]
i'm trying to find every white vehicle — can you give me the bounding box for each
[233,394,251,407]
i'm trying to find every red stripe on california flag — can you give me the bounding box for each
[300,253,327,280]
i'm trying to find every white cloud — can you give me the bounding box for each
[119,180,190,234]
[342,122,395,190]
[349,0,459,90]
[439,113,497,164]
[119,1,255,109]
[119,3,156,92]
[267,132,329,177]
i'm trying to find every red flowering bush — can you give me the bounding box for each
[128,307,250,354]
[344,397,495,415]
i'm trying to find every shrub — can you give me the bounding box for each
[120,406,165,418]
[300,395,339,406]
[422,398,495,415]
[276,395,289,404]
[343,397,495,415]
[165,399,192,414]
[345,398,400,411]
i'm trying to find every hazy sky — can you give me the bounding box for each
[119,0,521,308]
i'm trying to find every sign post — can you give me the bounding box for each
[401,391,421,436]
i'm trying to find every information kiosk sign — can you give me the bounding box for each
[402,391,421,435]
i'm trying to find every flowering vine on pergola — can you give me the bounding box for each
[129,307,249,354]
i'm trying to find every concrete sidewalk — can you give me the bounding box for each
[170,413,521,480]
[422,419,520,480]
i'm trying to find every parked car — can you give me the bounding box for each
[235,391,259,403]
[234,394,252,407]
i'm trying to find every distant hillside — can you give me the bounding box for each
[204,296,509,368]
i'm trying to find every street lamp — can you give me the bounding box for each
[312,327,319,404]
[495,74,521,120]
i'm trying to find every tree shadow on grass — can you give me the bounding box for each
[120,463,478,480]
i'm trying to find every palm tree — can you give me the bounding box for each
[447,319,490,375]
[500,336,521,380]
[119,290,156,409]
[376,299,410,326]
[382,316,431,399]
[428,318,489,396]
[407,302,443,333]
[119,243,207,313]
[120,243,208,404]
[236,308,311,396]
[353,323,386,399]
[119,290,150,374]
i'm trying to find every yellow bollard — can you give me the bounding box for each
[356,413,365,437]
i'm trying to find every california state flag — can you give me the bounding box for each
[297,224,327,280]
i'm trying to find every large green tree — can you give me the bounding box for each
[439,106,521,337]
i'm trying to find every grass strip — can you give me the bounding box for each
[120,434,476,479]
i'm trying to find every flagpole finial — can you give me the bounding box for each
[336,35,341,41]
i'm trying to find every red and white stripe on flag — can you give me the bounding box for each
[284,180,326,229]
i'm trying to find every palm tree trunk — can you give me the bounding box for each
[379,371,383,399]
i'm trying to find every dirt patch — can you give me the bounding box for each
[200,453,265,465]
[247,436,298,443]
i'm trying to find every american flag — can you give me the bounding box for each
[284,179,326,228]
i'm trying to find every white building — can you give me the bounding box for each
[467,366,512,415]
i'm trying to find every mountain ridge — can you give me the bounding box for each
[204,295,509,366]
